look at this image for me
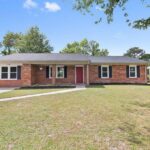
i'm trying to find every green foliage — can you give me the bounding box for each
[74,0,150,29]
[88,40,109,56]
[61,39,109,56]
[1,32,21,55]
[61,39,89,55]
[133,17,150,29]
[140,54,150,61]
[1,26,53,55]
[16,26,53,53]
[124,47,145,58]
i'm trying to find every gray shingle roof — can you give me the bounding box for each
[89,56,147,64]
[0,53,148,64]
[0,53,89,62]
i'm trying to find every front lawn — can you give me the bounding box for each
[0,88,62,99]
[0,85,149,149]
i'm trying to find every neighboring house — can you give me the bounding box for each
[0,53,148,87]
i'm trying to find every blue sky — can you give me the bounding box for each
[0,0,149,55]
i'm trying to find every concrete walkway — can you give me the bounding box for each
[0,88,15,94]
[0,87,86,102]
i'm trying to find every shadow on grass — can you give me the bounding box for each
[86,85,105,88]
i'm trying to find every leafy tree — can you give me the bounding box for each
[140,54,150,61]
[88,40,109,56]
[61,39,109,56]
[124,47,145,58]
[0,26,53,55]
[98,49,109,56]
[16,26,53,53]
[74,0,150,29]
[61,39,89,55]
[1,32,21,55]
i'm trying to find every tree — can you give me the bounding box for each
[61,39,109,56]
[16,26,53,53]
[61,39,89,55]
[140,54,150,61]
[1,32,21,55]
[74,0,150,29]
[88,40,109,56]
[124,47,145,58]
[0,26,53,55]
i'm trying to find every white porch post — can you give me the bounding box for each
[86,64,89,85]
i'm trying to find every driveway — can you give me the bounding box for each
[0,88,15,94]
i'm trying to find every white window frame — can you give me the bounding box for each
[101,65,109,78]
[129,65,137,78]
[0,65,18,80]
[56,65,64,79]
[49,66,52,78]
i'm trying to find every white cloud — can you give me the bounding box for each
[23,0,37,9]
[45,2,61,12]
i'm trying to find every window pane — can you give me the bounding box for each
[1,73,8,79]
[130,67,135,72]
[102,67,107,72]
[103,72,108,77]
[129,66,136,77]
[10,67,17,72]
[102,66,108,78]
[130,72,135,77]
[2,67,8,72]
[57,67,64,78]
[10,73,17,79]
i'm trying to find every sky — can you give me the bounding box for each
[0,0,149,55]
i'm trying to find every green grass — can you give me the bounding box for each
[0,88,62,99]
[0,85,150,150]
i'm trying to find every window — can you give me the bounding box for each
[56,66,64,78]
[0,66,18,80]
[10,67,17,79]
[129,65,137,78]
[1,67,8,79]
[101,65,109,78]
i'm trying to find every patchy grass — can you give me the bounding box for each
[0,85,149,150]
[0,88,63,99]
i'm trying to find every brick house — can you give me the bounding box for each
[0,53,148,87]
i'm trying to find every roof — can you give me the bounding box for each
[89,56,147,64]
[0,53,148,64]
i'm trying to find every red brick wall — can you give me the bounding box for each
[22,64,32,86]
[55,65,75,84]
[0,80,22,87]
[31,65,75,85]
[31,65,52,85]
[0,64,32,87]
[0,64,147,87]
[89,65,147,84]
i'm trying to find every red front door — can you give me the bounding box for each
[76,67,83,84]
